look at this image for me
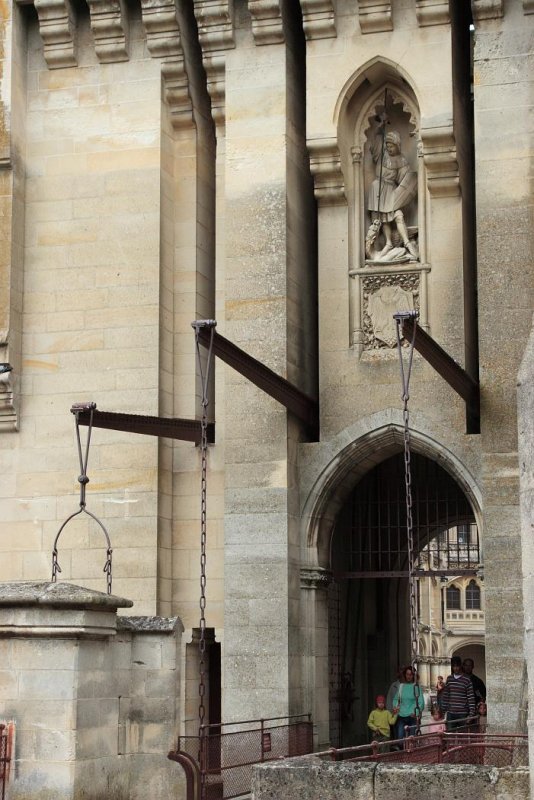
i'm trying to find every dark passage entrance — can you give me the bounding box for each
[328,452,479,746]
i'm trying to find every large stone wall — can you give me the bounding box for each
[0,0,532,780]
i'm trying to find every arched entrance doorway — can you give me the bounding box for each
[327,451,483,746]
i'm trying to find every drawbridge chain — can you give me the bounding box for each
[394,311,420,698]
[192,319,217,800]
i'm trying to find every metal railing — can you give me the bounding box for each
[169,714,314,800]
[0,724,11,800]
[324,727,528,768]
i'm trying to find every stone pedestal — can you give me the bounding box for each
[0,581,184,800]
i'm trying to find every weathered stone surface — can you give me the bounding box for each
[252,758,530,800]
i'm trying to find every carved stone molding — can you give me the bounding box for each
[523,0,534,13]
[300,567,332,590]
[34,0,77,69]
[420,125,459,198]
[300,0,336,40]
[194,0,234,51]
[415,0,450,26]
[86,0,128,63]
[308,138,346,206]
[139,0,194,128]
[139,0,182,59]
[161,59,195,130]
[358,0,392,34]
[248,0,284,45]
[470,0,504,20]
[0,360,17,433]
[362,272,419,350]
[193,1,235,127]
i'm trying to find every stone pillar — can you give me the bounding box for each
[0,581,184,800]
[472,0,534,730]
[0,582,133,799]
[222,3,315,723]
[300,568,331,748]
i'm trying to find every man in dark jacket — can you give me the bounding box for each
[462,658,487,703]
[442,656,476,731]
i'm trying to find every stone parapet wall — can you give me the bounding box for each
[251,756,530,800]
[0,582,185,800]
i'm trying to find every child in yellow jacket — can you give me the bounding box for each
[367,695,398,742]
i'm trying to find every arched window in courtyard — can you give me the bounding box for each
[466,579,481,610]
[446,584,461,610]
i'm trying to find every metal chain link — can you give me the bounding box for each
[192,320,216,800]
[394,311,421,718]
[52,402,113,595]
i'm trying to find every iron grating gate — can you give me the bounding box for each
[0,724,11,800]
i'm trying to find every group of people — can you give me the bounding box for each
[367,656,487,744]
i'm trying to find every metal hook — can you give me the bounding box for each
[51,403,113,594]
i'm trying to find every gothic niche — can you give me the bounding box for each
[363,95,419,265]
[349,82,429,354]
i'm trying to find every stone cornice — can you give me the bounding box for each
[470,0,504,20]
[358,0,392,34]
[248,0,284,45]
[34,0,77,69]
[308,138,346,206]
[415,0,450,26]
[300,567,332,590]
[86,0,129,63]
[420,124,460,198]
[300,0,336,39]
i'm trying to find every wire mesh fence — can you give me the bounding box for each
[170,715,314,800]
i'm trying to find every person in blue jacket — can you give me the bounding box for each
[392,665,423,739]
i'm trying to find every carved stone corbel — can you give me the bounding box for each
[86,0,128,63]
[358,0,392,34]
[300,0,336,39]
[420,125,460,198]
[470,0,504,20]
[248,0,284,45]
[193,0,235,127]
[139,0,194,129]
[308,138,346,206]
[415,0,450,26]
[300,566,332,591]
[161,60,195,130]
[139,0,182,58]
[34,0,77,69]
[523,0,534,13]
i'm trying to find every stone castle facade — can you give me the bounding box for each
[0,0,533,793]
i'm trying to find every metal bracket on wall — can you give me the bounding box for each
[400,315,480,433]
[196,326,320,439]
[76,408,215,444]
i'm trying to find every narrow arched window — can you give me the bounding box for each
[465,580,481,610]
[446,584,461,610]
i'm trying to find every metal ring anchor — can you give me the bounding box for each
[51,402,113,594]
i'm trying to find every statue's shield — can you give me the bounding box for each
[391,170,417,209]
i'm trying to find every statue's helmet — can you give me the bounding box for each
[385,130,401,147]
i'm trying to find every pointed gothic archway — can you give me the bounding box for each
[299,423,483,748]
